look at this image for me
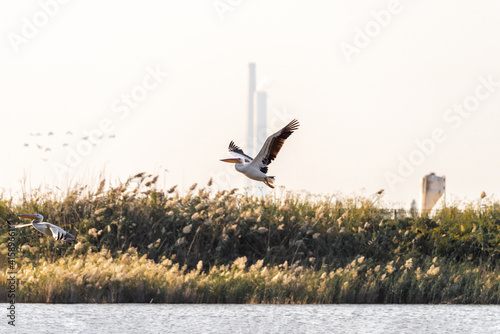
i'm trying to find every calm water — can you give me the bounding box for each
[2,304,499,333]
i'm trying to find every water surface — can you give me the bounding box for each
[2,304,499,333]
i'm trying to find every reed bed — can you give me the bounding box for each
[1,174,499,303]
[1,251,499,304]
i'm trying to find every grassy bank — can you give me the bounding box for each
[1,174,500,303]
[1,250,499,304]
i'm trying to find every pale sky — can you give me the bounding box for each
[1,0,500,207]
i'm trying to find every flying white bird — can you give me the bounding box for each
[15,214,76,243]
[221,119,299,188]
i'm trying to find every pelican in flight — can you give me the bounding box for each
[221,119,300,188]
[15,214,76,243]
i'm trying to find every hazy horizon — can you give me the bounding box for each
[2,0,500,207]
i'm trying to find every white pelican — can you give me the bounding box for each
[15,214,76,243]
[221,119,299,188]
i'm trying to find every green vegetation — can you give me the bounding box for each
[1,174,500,303]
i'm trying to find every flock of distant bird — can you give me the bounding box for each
[23,130,116,162]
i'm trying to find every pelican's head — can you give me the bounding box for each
[220,158,243,164]
[18,213,43,222]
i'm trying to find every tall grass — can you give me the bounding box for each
[1,251,499,303]
[1,174,500,303]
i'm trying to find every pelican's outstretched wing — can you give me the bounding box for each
[12,223,33,229]
[41,223,76,243]
[228,141,253,164]
[249,119,299,174]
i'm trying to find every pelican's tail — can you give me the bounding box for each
[55,231,76,243]
[64,232,76,243]
[264,176,275,189]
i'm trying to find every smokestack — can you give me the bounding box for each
[254,91,267,152]
[247,63,256,192]
[254,91,267,197]
[247,63,256,156]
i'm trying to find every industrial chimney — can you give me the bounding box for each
[254,91,267,152]
[246,63,256,191]
[246,63,268,196]
[254,90,267,196]
[247,63,256,156]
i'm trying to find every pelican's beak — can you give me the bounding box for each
[220,158,241,164]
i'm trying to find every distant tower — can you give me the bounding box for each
[247,63,256,191]
[254,91,267,152]
[254,91,267,197]
[420,172,446,215]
